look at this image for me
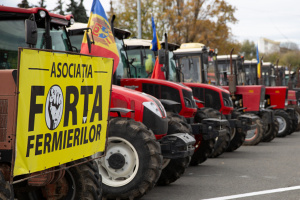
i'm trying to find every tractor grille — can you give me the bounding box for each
[0,99,8,142]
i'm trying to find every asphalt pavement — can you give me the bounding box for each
[143,132,300,200]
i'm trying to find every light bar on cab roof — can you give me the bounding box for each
[50,17,69,26]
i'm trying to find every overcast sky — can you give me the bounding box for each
[2,0,300,47]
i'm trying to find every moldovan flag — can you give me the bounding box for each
[256,45,261,79]
[81,0,119,73]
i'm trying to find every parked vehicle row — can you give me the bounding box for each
[1,2,299,199]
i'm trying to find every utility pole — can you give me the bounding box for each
[137,0,142,38]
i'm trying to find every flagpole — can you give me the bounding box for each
[137,0,142,38]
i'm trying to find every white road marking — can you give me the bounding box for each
[202,185,300,200]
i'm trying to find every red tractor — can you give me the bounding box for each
[171,42,257,152]
[68,23,195,199]
[120,38,229,166]
[216,53,277,144]
[243,60,298,137]
[0,6,103,199]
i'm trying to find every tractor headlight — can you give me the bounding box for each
[39,10,46,18]
[143,102,163,117]
[70,18,75,25]
[285,99,288,106]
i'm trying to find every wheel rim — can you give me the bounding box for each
[246,127,257,141]
[276,116,287,134]
[162,159,171,169]
[94,136,139,187]
[230,128,236,141]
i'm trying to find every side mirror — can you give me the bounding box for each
[25,19,37,46]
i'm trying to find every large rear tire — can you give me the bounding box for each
[226,111,247,152]
[243,116,264,146]
[14,158,102,200]
[66,158,102,199]
[96,117,162,200]
[275,109,292,137]
[157,115,191,186]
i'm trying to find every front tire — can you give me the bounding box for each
[262,120,278,142]
[157,113,192,186]
[96,117,162,200]
[275,109,292,137]
[190,109,215,166]
[243,116,264,145]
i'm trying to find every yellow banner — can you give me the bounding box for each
[14,48,113,176]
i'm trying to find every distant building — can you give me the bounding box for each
[258,37,280,54]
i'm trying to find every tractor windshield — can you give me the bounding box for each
[177,56,202,83]
[0,19,70,70]
[217,60,232,86]
[126,47,155,78]
[244,62,258,85]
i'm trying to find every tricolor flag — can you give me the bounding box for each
[150,17,165,79]
[80,0,119,73]
[256,45,261,79]
[150,17,161,51]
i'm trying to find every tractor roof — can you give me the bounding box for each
[173,43,206,54]
[0,6,73,26]
[69,23,131,40]
[217,55,240,60]
[244,59,258,64]
[124,39,152,47]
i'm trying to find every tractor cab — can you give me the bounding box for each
[216,54,245,86]
[0,6,74,70]
[173,43,210,84]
